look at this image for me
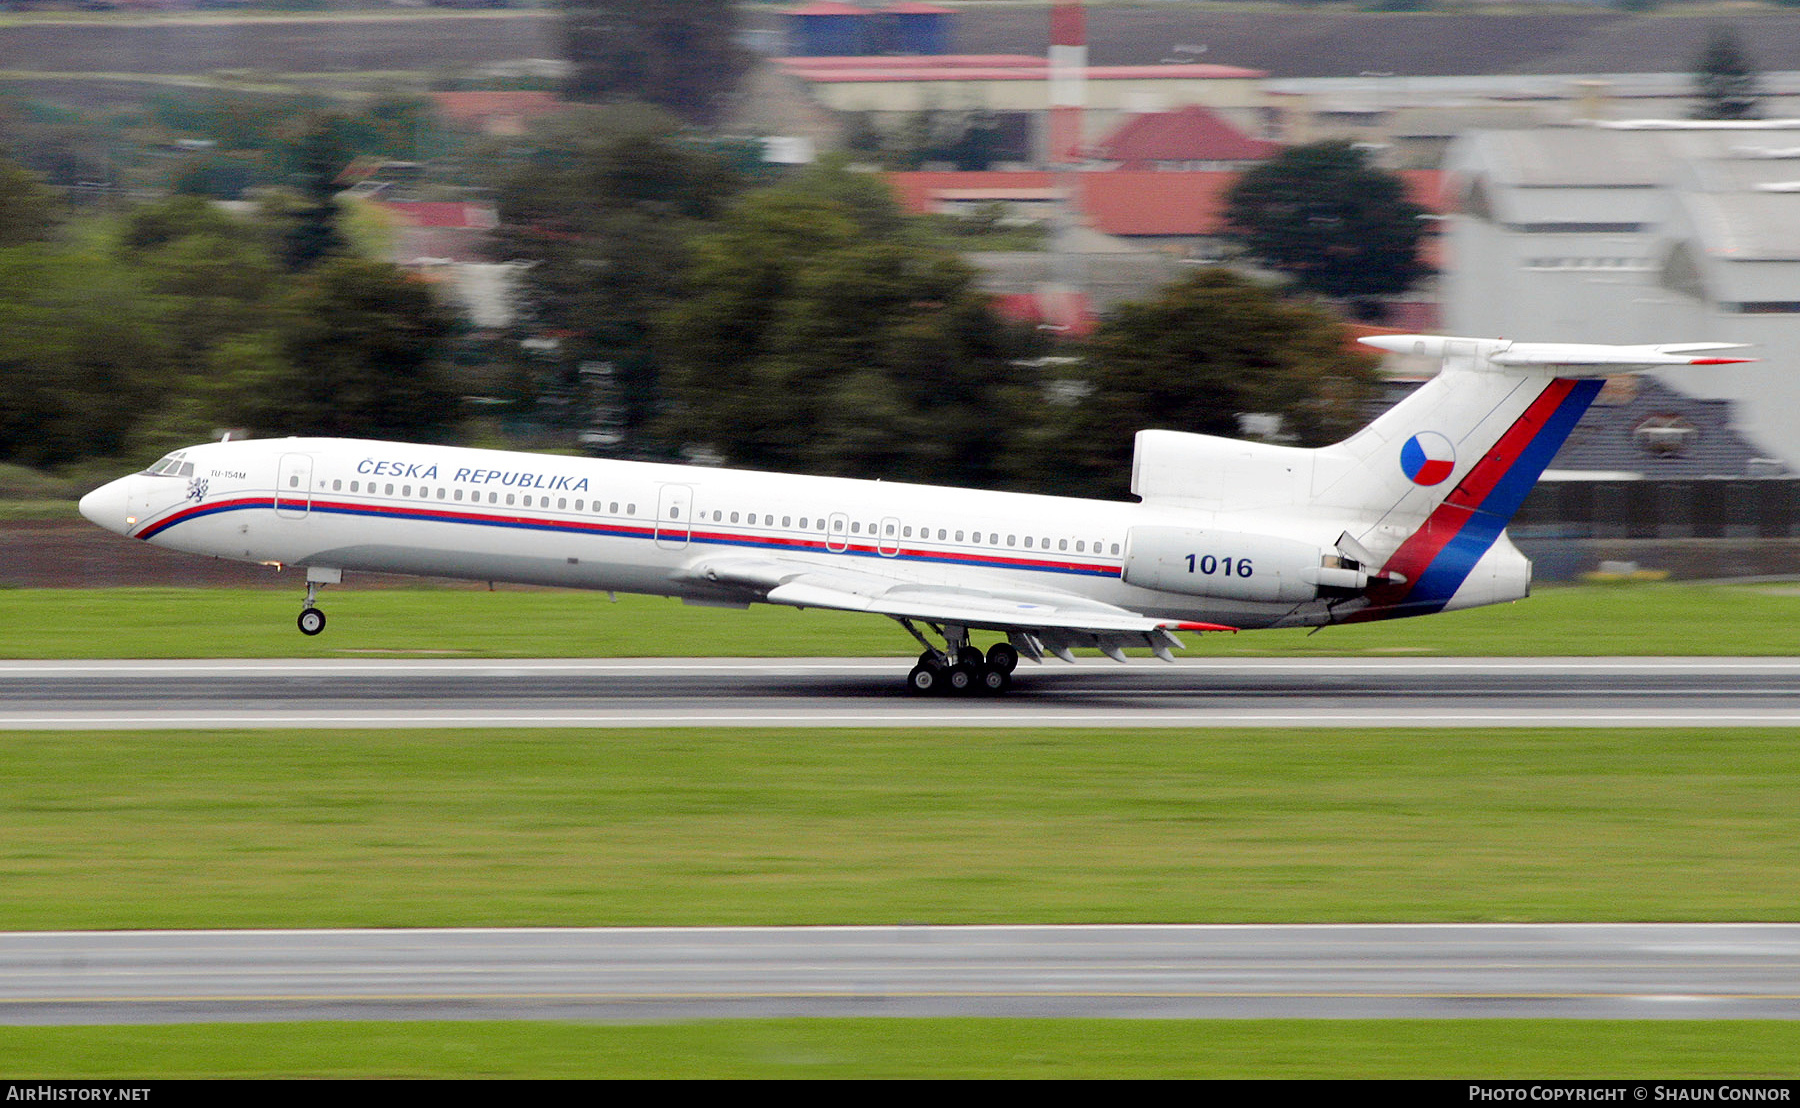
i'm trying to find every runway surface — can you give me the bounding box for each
[4,657,1800,728]
[5,924,1799,1024]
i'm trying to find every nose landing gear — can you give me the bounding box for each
[296,566,341,636]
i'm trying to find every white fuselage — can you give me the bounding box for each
[79,436,1464,632]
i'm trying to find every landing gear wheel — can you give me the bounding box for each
[976,665,1010,695]
[907,662,942,695]
[944,663,976,695]
[297,608,326,636]
[984,643,1019,674]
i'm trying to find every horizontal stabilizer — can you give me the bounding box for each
[1359,335,1755,376]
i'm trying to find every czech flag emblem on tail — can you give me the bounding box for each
[1399,432,1456,486]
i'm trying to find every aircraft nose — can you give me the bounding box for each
[78,477,134,536]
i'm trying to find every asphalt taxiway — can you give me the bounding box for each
[5,924,1799,1024]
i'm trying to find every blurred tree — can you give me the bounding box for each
[278,113,355,270]
[0,156,60,246]
[1223,141,1429,310]
[230,257,458,441]
[1053,268,1379,498]
[1691,26,1762,121]
[119,196,285,359]
[658,170,1043,487]
[0,246,170,466]
[561,0,750,127]
[490,106,746,445]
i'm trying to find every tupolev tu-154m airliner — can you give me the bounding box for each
[79,335,1751,695]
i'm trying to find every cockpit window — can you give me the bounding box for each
[142,455,195,478]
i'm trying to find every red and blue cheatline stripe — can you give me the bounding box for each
[1357,376,1604,620]
[133,497,1120,579]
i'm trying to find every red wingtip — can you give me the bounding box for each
[1688,357,1756,365]
[1169,621,1240,633]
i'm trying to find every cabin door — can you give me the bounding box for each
[276,454,313,519]
[655,484,692,549]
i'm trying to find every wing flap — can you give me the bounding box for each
[765,578,1196,634]
[677,553,1236,640]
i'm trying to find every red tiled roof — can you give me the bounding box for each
[376,201,499,231]
[1079,171,1236,236]
[889,168,1449,238]
[887,170,1231,236]
[1092,105,1282,166]
[991,291,1096,338]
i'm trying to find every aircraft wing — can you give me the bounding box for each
[675,553,1235,662]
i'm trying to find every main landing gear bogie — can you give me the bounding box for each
[905,643,1018,697]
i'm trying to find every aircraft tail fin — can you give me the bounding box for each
[1128,335,1751,618]
[1326,336,1751,615]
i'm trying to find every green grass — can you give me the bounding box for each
[4,580,1800,657]
[3,1020,1798,1079]
[3,727,1798,930]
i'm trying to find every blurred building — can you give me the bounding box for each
[776,54,1269,165]
[1444,122,1800,473]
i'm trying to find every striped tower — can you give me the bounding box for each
[1041,0,1087,333]
[1048,0,1086,169]
[1029,0,1080,332]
